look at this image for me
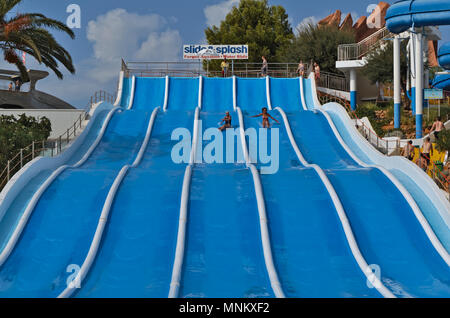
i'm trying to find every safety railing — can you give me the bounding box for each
[338,27,393,61]
[0,89,115,192]
[318,71,349,92]
[123,61,308,78]
[318,90,450,198]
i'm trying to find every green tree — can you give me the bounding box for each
[278,22,355,74]
[363,41,410,107]
[0,0,75,81]
[204,0,293,71]
[0,113,51,169]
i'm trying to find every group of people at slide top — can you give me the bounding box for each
[401,117,446,172]
[296,60,320,80]
[218,108,279,131]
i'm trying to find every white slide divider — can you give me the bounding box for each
[317,106,450,266]
[127,76,136,110]
[232,75,237,111]
[275,107,395,298]
[114,71,125,106]
[58,107,161,298]
[236,107,285,298]
[266,76,272,110]
[0,106,121,269]
[169,106,201,298]
[308,72,322,108]
[198,76,203,109]
[163,75,170,112]
[299,77,308,110]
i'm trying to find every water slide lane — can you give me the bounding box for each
[178,111,274,298]
[302,78,315,111]
[0,109,151,297]
[269,78,303,111]
[286,110,450,297]
[120,77,132,108]
[75,110,194,298]
[240,111,381,297]
[236,78,268,111]
[167,77,199,111]
[0,108,112,254]
[202,78,234,112]
[133,77,166,111]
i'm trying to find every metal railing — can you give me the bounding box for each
[123,61,309,78]
[318,71,350,92]
[0,89,115,192]
[338,27,393,61]
[318,90,450,198]
[318,90,400,155]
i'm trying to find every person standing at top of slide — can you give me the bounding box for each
[314,62,320,82]
[221,58,230,77]
[261,56,268,77]
[297,60,305,77]
[430,116,445,140]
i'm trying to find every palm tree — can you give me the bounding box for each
[0,0,75,82]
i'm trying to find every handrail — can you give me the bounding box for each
[0,106,120,269]
[317,106,450,266]
[236,106,285,298]
[58,106,160,298]
[169,106,201,298]
[275,106,394,298]
[338,27,393,61]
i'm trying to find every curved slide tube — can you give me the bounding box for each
[432,74,450,90]
[59,107,160,298]
[385,0,450,34]
[438,42,450,70]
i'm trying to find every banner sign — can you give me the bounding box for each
[424,88,444,100]
[183,45,248,60]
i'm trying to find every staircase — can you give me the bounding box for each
[337,27,394,61]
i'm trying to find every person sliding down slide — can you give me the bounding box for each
[252,107,279,128]
[218,111,232,131]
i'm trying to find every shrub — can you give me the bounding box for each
[435,130,450,153]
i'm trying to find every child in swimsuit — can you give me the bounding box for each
[252,107,279,128]
[219,111,232,131]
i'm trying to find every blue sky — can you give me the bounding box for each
[5,0,450,108]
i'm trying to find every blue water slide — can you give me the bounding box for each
[75,110,194,297]
[269,78,303,111]
[167,77,199,111]
[302,78,316,110]
[242,111,382,297]
[202,77,234,111]
[438,42,450,70]
[236,78,268,111]
[385,0,450,34]
[286,110,450,297]
[178,111,274,298]
[0,109,152,297]
[133,77,166,111]
[432,74,450,90]
[120,76,133,108]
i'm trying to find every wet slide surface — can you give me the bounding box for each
[242,112,381,297]
[269,78,303,111]
[178,111,274,298]
[0,109,151,298]
[287,110,450,297]
[76,110,193,297]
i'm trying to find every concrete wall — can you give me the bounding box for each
[0,109,85,139]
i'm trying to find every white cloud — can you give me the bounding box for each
[0,8,183,108]
[204,0,239,27]
[86,8,182,83]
